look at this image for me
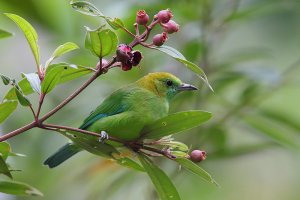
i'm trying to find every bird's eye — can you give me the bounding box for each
[166,80,173,86]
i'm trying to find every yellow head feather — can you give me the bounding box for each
[136,72,182,97]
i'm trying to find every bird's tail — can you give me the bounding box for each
[44,143,81,168]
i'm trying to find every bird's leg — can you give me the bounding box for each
[98,131,109,143]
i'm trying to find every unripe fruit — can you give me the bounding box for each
[162,20,180,34]
[152,32,168,46]
[189,150,206,163]
[157,9,173,23]
[136,10,149,25]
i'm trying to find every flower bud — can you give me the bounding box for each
[136,10,149,25]
[152,32,168,46]
[116,44,132,63]
[162,20,179,34]
[157,9,173,23]
[131,51,142,66]
[189,150,206,163]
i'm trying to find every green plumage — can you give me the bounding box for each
[44,72,197,168]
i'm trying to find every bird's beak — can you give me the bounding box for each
[178,83,198,91]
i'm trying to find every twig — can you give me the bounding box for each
[0,121,37,142]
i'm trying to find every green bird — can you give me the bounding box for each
[44,72,197,168]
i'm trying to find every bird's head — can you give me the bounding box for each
[136,72,197,100]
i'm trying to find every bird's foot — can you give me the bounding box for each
[98,131,109,143]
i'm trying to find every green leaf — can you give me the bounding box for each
[59,130,119,158]
[116,157,142,170]
[0,180,43,196]
[14,88,31,106]
[41,66,65,94]
[0,142,11,161]
[0,156,12,178]
[85,27,118,57]
[0,100,18,124]
[115,157,145,172]
[3,78,34,101]
[141,110,212,139]
[159,141,189,152]
[175,158,218,186]
[21,73,41,94]
[45,42,79,68]
[106,17,125,30]
[46,63,93,84]
[0,29,13,39]
[153,45,213,91]
[70,0,104,16]
[0,74,11,85]
[5,13,40,66]
[138,154,181,200]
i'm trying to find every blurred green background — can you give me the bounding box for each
[1,0,300,199]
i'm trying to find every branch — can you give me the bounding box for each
[0,121,37,142]
[39,58,116,123]
[42,123,176,160]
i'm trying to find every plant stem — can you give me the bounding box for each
[0,121,37,142]
[36,93,45,119]
[29,105,37,120]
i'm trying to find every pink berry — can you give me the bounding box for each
[136,10,149,25]
[157,9,173,23]
[152,32,168,46]
[190,150,206,163]
[162,20,180,34]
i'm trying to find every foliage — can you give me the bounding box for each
[1,0,300,200]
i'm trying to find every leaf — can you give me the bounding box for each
[45,42,79,68]
[41,66,65,94]
[59,130,119,158]
[46,63,93,84]
[21,73,41,94]
[0,74,11,85]
[141,110,212,139]
[0,29,13,39]
[153,45,213,91]
[0,142,11,161]
[3,78,34,101]
[175,158,218,186]
[85,27,118,57]
[115,157,145,172]
[106,17,126,30]
[5,13,40,66]
[14,88,31,106]
[70,0,104,16]
[0,156,12,178]
[0,180,43,196]
[0,100,18,124]
[138,154,181,200]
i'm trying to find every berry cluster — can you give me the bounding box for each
[115,9,180,71]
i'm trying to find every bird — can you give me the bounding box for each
[44,72,197,168]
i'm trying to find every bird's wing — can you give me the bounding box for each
[79,88,129,130]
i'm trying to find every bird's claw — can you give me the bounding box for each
[99,131,109,143]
